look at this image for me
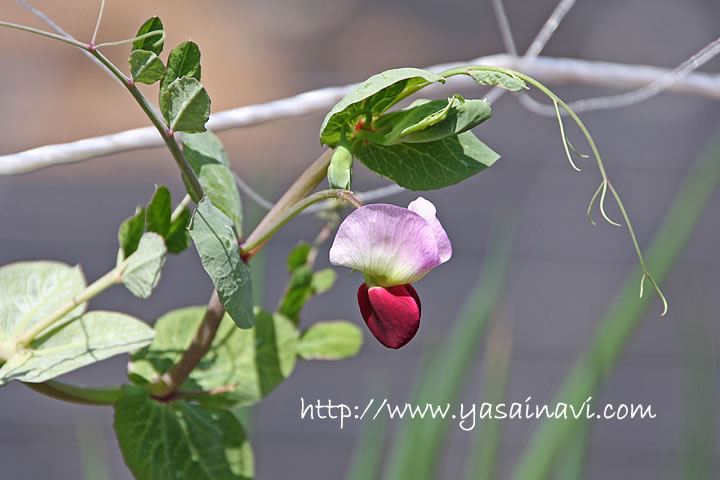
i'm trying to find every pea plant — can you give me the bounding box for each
[0,10,667,480]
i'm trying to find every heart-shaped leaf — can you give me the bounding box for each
[0,261,86,351]
[114,385,253,480]
[128,307,297,407]
[0,311,154,385]
[297,321,363,360]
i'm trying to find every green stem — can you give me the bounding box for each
[242,149,335,258]
[0,21,204,201]
[440,65,667,314]
[240,189,362,255]
[10,259,129,347]
[0,21,88,49]
[150,290,225,398]
[89,49,204,202]
[24,380,122,406]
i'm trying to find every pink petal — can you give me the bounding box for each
[358,283,421,349]
[329,204,442,286]
[408,197,452,263]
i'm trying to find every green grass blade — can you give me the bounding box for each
[509,129,720,480]
[345,382,390,480]
[464,318,513,480]
[383,220,514,480]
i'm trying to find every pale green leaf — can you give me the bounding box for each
[181,132,242,236]
[128,307,297,407]
[320,68,445,146]
[122,233,167,299]
[161,41,201,93]
[129,50,165,85]
[114,385,253,480]
[0,311,154,385]
[0,261,86,346]
[311,268,336,294]
[189,198,253,328]
[132,17,164,55]
[297,321,362,360]
[469,70,527,91]
[354,131,500,190]
[161,77,210,133]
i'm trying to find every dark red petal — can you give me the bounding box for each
[357,283,421,349]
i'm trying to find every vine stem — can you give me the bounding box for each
[150,290,225,398]
[0,20,204,202]
[439,65,668,315]
[241,149,335,259]
[87,49,204,201]
[240,189,363,255]
[23,380,122,406]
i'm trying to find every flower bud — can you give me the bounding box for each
[327,144,354,189]
[357,283,421,349]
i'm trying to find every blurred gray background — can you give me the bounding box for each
[1,0,719,478]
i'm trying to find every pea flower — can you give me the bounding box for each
[329,197,452,349]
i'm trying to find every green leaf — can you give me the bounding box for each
[297,321,363,360]
[0,261,86,350]
[132,17,164,55]
[286,243,311,272]
[189,197,254,328]
[311,268,336,294]
[320,68,445,147]
[166,208,191,254]
[118,206,146,259]
[160,41,201,93]
[182,130,229,167]
[469,70,528,91]
[161,77,211,133]
[114,385,253,480]
[0,311,154,385]
[128,50,165,85]
[145,185,171,237]
[128,307,297,407]
[367,96,492,145]
[122,233,167,299]
[354,131,500,190]
[182,132,243,237]
[277,266,313,321]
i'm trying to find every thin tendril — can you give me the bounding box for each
[553,100,581,172]
[94,30,165,49]
[567,138,590,158]
[90,0,105,45]
[598,180,621,226]
[587,182,603,225]
[440,64,669,315]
